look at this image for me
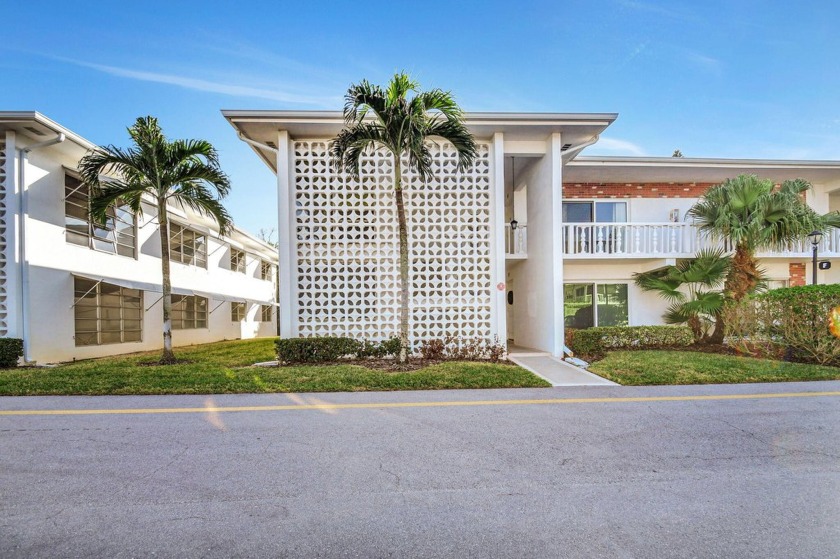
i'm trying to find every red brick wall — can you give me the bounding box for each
[562,182,716,199]
[789,263,806,287]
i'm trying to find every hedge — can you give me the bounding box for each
[725,284,840,365]
[275,337,361,364]
[0,338,23,368]
[275,336,403,364]
[569,326,694,359]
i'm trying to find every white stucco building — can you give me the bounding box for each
[226,110,840,357]
[0,112,278,363]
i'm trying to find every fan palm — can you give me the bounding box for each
[688,174,835,343]
[634,249,731,342]
[79,116,232,364]
[331,72,478,362]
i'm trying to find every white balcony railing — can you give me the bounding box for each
[505,224,527,257]
[561,222,840,259]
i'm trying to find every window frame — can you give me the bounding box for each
[563,281,630,329]
[260,304,273,323]
[230,248,247,274]
[259,259,272,281]
[65,173,137,258]
[170,294,209,330]
[169,223,208,269]
[562,200,630,224]
[74,278,144,347]
[231,301,246,322]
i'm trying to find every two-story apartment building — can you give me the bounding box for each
[224,110,840,357]
[1,112,279,363]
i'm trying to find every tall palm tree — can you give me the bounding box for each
[79,116,232,364]
[688,174,832,343]
[331,72,478,362]
[634,249,731,342]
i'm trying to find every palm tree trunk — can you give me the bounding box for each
[158,202,176,364]
[709,243,757,344]
[394,156,410,363]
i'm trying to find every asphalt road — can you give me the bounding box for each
[2,382,839,558]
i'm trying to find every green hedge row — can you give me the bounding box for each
[275,336,401,364]
[0,338,23,368]
[725,284,840,365]
[569,326,693,359]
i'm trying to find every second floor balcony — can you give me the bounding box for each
[560,222,840,259]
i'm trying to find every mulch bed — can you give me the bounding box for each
[279,358,517,372]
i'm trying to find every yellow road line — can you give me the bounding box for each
[1,391,838,417]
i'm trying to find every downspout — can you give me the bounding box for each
[560,135,600,162]
[18,133,66,362]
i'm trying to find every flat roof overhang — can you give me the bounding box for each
[566,156,840,187]
[222,110,618,173]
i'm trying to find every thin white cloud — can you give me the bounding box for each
[57,57,340,107]
[684,51,723,74]
[588,137,648,156]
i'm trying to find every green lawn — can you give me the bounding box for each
[589,349,840,385]
[0,339,549,396]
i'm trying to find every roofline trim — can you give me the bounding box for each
[571,155,840,169]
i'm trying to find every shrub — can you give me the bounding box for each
[420,335,507,361]
[276,337,361,364]
[419,338,445,360]
[0,338,23,368]
[725,285,840,365]
[569,326,693,359]
[356,337,402,359]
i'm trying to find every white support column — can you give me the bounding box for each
[550,133,565,357]
[276,130,294,338]
[2,131,21,338]
[490,132,507,345]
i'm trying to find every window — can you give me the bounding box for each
[65,174,136,257]
[74,277,143,346]
[562,201,627,223]
[231,301,246,321]
[230,248,246,273]
[171,295,208,329]
[260,305,273,322]
[260,260,272,281]
[564,283,629,329]
[169,224,207,268]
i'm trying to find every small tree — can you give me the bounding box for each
[79,117,232,364]
[689,174,835,343]
[634,249,731,343]
[331,72,478,362]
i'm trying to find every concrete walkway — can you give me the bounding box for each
[507,346,617,386]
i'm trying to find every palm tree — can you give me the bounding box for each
[79,116,232,364]
[688,174,832,343]
[634,249,731,343]
[331,72,478,363]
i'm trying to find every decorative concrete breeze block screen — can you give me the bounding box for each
[0,139,7,336]
[294,140,492,345]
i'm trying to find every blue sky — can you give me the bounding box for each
[3,0,838,234]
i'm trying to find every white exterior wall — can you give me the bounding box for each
[507,134,564,354]
[9,133,277,364]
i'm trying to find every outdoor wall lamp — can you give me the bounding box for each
[510,219,519,230]
[808,230,823,285]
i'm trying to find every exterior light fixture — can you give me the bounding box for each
[510,219,519,230]
[808,230,823,285]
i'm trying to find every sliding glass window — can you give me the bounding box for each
[563,283,629,329]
